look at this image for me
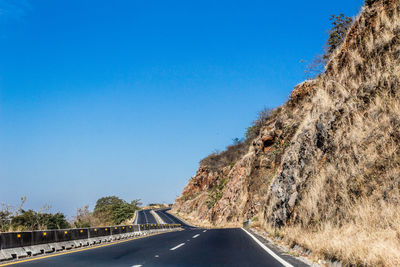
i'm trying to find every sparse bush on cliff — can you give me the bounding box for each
[305,14,353,78]
[206,178,227,209]
[200,140,248,170]
[245,108,272,141]
[200,108,272,170]
[326,14,353,58]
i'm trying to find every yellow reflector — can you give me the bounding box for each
[115,227,117,229]
[105,228,108,231]
[17,234,21,238]
[129,226,132,228]
[122,227,125,229]
[80,230,83,233]
[64,231,67,234]
[43,232,47,236]
[94,229,97,231]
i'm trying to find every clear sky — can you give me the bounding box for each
[0,0,363,218]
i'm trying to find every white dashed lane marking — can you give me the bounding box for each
[203,230,207,233]
[192,234,200,238]
[170,243,185,250]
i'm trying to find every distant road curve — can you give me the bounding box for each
[135,209,158,224]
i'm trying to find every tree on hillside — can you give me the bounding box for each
[325,14,353,58]
[130,199,142,208]
[305,13,353,78]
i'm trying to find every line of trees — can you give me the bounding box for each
[0,196,142,232]
[0,197,69,232]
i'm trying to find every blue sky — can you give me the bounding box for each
[0,0,363,218]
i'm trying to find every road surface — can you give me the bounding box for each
[136,209,158,225]
[6,210,306,266]
[154,209,191,228]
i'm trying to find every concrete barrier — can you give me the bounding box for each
[89,227,111,244]
[33,230,56,246]
[111,226,121,236]
[0,232,33,250]
[70,228,89,241]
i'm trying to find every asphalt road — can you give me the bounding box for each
[154,209,191,228]
[13,228,286,267]
[8,211,305,267]
[136,209,158,224]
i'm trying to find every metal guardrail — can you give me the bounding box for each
[0,223,181,262]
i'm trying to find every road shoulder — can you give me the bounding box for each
[245,227,317,267]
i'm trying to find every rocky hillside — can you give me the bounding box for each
[172,0,400,265]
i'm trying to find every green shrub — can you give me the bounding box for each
[326,14,353,58]
[93,196,139,225]
[11,210,70,230]
[245,108,272,141]
[305,14,353,78]
[206,178,228,209]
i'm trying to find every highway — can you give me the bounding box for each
[154,209,191,227]
[7,210,306,266]
[136,209,158,224]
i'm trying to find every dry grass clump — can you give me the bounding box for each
[275,200,400,266]
[200,141,248,171]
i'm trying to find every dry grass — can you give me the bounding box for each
[270,200,400,266]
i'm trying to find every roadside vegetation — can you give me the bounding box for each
[74,196,141,227]
[0,197,70,232]
[0,196,141,232]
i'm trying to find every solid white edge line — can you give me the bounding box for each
[241,228,293,267]
[170,243,185,250]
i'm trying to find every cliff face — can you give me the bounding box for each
[173,79,318,227]
[173,0,400,265]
